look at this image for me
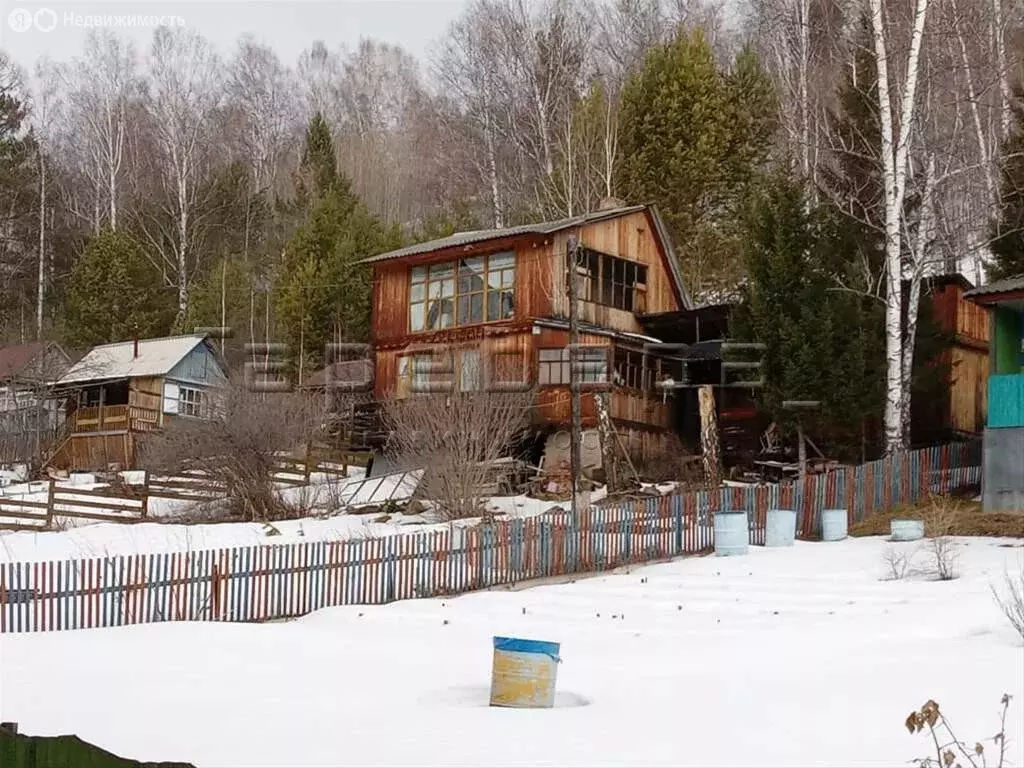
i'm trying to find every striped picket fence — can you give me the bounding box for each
[0,442,980,634]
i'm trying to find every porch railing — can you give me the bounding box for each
[72,405,160,433]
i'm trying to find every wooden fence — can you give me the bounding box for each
[0,455,355,530]
[0,443,981,634]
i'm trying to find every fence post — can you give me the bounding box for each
[141,471,150,519]
[210,563,221,620]
[45,478,55,530]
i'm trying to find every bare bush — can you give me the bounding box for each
[138,380,324,522]
[906,694,1013,768]
[991,566,1024,642]
[882,545,914,580]
[922,498,960,581]
[380,387,534,521]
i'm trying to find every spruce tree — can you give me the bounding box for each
[732,176,886,459]
[274,113,402,380]
[61,229,175,349]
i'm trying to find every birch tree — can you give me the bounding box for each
[29,58,60,339]
[141,27,222,327]
[60,31,140,232]
[868,0,931,453]
[433,5,507,227]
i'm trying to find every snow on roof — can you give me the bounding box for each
[56,334,211,386]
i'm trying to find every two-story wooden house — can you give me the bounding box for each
[362,202,696,463]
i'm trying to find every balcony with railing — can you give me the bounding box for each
[71,404,161,434]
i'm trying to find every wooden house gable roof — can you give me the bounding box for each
[56,334,227,386]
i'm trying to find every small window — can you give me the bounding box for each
[179,387,204,418]
[537,347,607,385]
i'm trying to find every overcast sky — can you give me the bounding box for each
[0,0,469,72]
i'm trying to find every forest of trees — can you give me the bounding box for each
[0,0,1022,453]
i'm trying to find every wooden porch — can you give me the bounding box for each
[47,403,162,472]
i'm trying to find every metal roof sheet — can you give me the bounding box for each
[963,274,1024,299]
[56,334,212,386]
[362,205,648,264]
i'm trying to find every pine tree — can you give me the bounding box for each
[989,88,1024,280]
[61,229,175,349]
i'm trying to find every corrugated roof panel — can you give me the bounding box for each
[361,205,648,264]
[56,334,211,385]
[963,274,1024,298]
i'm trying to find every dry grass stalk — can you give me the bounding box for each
[991,566,1024,642]
[907,694,1013,768]
[138,380,324,522]
[380,387,534,521]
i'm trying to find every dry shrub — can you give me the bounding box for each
[906,694,1013,768]
[380,387,534,521]
[991,566,1024,641]
[921,497,960,581]
[882,545,914,581]
[138,380,324,522]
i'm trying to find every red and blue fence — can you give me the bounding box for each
[0,442,980,634]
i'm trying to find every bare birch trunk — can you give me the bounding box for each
[993,0,1010,139]
[798,0,810,178]
[36,146,46,340]
[951,0,997,212]
[485,110,502,229]
[869,0,931,453]
[176,175,189,325]
[900,154,937,442]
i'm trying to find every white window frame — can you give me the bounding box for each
[537,347,608,386]
[178,386,204,418]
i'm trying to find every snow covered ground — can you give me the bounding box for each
[2,536,1020,767]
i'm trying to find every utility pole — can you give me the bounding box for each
[567,234,582,521]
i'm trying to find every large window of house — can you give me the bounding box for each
[409,252,515,332]
[574,249,648,312]
[537,347,608,385]
[179,387,204,417]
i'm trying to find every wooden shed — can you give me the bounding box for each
[47,333,229,471]
[917,274,990,435]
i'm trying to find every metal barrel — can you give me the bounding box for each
[489,636,561,709]
[765,508,797,547]
[821,509,848,541]
[714,511,749,557]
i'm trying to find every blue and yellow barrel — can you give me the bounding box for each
[489,636,561,708]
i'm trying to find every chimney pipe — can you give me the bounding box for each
[133,329,139,359]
